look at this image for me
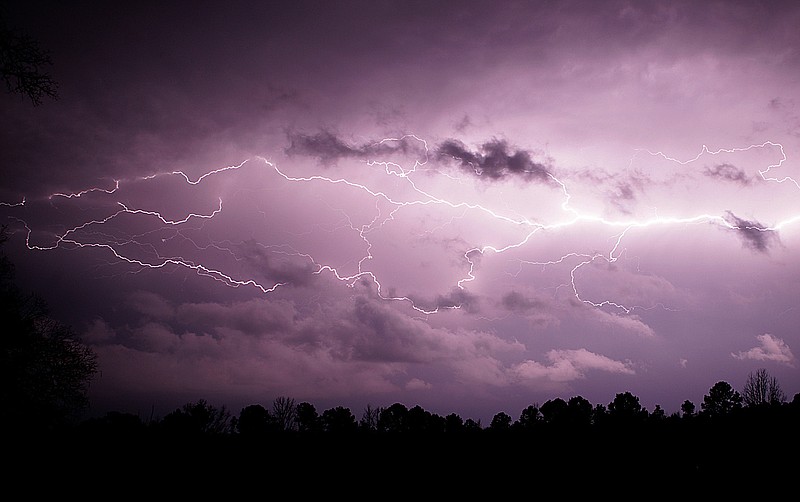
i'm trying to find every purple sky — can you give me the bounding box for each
[2,0,799,424]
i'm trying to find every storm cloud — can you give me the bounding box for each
[284,130,423,166]
[436,138,552,182]
[2,0,799,424]
[723,211,779,252]
[704,163,753,185]
[501,290,541,313]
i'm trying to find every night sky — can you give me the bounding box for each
[2,0,798,425]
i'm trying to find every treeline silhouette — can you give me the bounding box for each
[72,377,800,441]
[10,378,795,493]
[7,372,800,495]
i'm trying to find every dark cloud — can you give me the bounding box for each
[769,97,793,111]
[436,138,552,182]
[284,130,364,164]
[126,290,176,320]
[409,287,480,314]
[614,182,636,200]
[723,211,778,252]
[607,181,639,214]
[575,168,649,214]
[454,115,472,133]
[284,130,420,165]
[704,163,752,185]
[175,299,297,337]
[501,291,541,313]
[112,292,299,343]
[236,239,316,286]
[350,296,443,363]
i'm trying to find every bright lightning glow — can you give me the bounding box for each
[2,137,798,317]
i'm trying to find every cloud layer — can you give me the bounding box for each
[1,0,799,423]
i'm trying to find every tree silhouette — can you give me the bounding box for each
[359,403,381,432]
[296,401,322,433]
[271,396,297,432]
[236,404,274,436]
[22,373,792,489]
[78,410,147,438]
[607,391,647,424]
[680,400,696,418]
[160,399,232,435]
[0,7,59,106]
[488,411,513,431]
[378,402,409,433]
[591,403,609,427]
[444,412,465,433]
[463,418,482,431]
[649,404,666,423]
[741,368,785,407]
[321,406,358,434]
[406,404,445,433]
[566,396,594,428]
[516,404,541,431]
[540,397,568,425]
[0,226,98,432]
[701,381,742,418]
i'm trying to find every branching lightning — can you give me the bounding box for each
[2,135,798,316]
[638,141,798,190]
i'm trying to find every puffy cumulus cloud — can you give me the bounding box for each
[405,378,433,391]
[86,290,527,408]
[588,308,657,338]
[512,348,635,384]
[89,336,404,406]
[494,290,561,328]
[732,334,795,366]
[211,338,405,397]
[345,295,521,365]
[126,290,176,319]
[447,352,517,388]
[175,298,297,336]
[345,296,454,363]
[112,289,520,366]
[87,313,406,408]
[82,318,116,344]
[130,322,182,353]
[572,258,683,312]
[117,291,298,339]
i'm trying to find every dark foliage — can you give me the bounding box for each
[1,226,97,433]
[8,385,799,496]
[0,8,59,106]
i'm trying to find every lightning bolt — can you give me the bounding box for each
[2,136,797,316]
[0,197,25,207]
[50,180,121,199]
[638,141,798,189]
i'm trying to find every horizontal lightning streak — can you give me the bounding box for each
[2,137,798,315]
[0,197,25,207]
[638,141,797,189]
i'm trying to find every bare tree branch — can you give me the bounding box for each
[0,14,59,106]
